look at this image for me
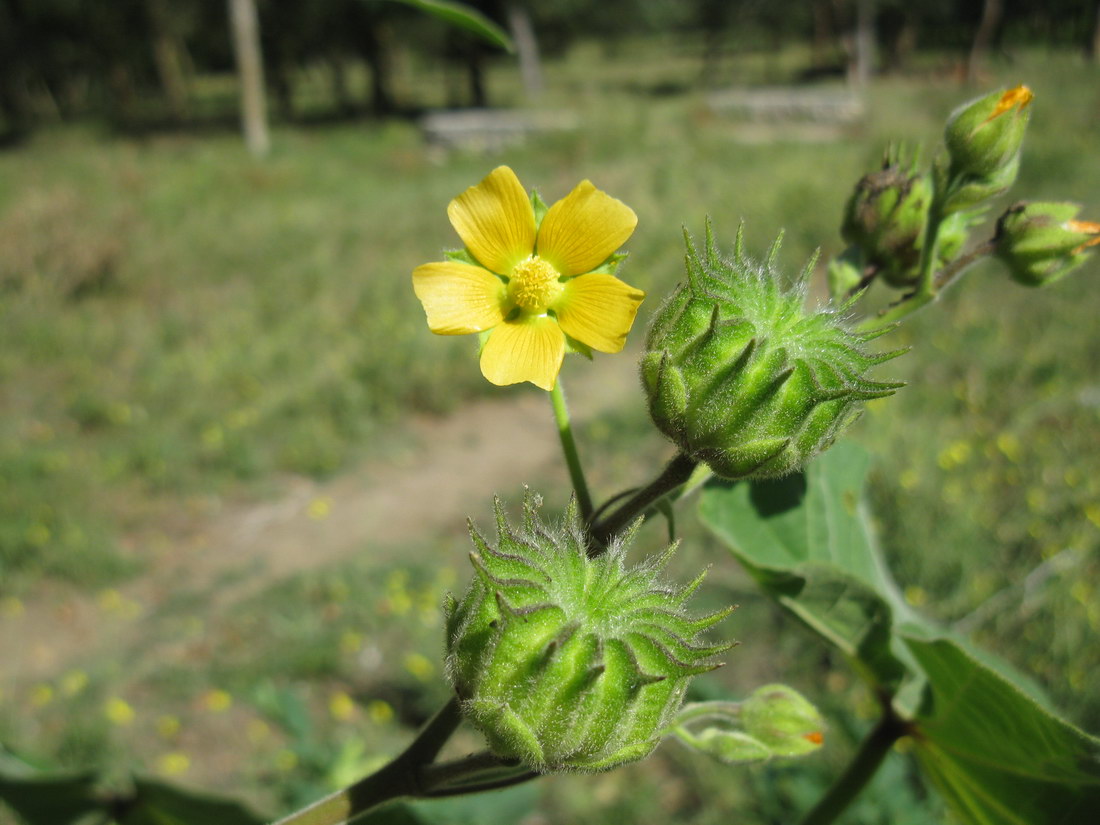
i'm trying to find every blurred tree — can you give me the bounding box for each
[507,2,542,99]
[968,0,1003,82]
[146,0,191,123]
[229,0,269,156]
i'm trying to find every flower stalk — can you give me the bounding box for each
[549,379,594,522]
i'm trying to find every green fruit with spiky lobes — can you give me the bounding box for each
[444,491,733,773]
[642,221,905,480]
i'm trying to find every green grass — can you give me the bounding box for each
[1,36,1099,825]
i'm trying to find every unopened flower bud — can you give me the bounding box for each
[945,86,1032,181]
[994,201,1100,286]
[642,221,904,481]
[445,492,732,772]
[842,163,931,284]
[740,684,826,758]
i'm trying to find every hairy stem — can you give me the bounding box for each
[549,379,594,522]
[271,699,463,825]
[798,705,909,825]
[934,238,995,290]
[589,452,698,550]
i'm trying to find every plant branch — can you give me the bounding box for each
[270,698,464,825]
[798,704,909,825]
[549,379,594,522]
[934,238,995,291]
[589,452,698,551]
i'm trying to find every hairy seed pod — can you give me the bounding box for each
[444,492,733,773]
[642,221,905,480]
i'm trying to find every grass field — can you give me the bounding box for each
[1,37,1099,823]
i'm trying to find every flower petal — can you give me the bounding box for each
[479,316,565,391]
[447,166,536,275]
[537,180,637,276]
[412,262,506,334]
[554,273,645,353]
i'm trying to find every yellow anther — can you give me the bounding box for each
[508,256,563,312]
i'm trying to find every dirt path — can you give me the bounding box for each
[3,355,647,686]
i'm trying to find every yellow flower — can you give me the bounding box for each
[413,166,644,391]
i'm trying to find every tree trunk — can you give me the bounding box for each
[507,4,541,99]
[811,0,835,69]
[357,19,395,117]
[329,52,353,116]
[1089,0,1100,62]
[147,0,190,124]
[228,0,269,157]
[467,46,487,108]
[967,0,1003,83]
[849,0,875,89]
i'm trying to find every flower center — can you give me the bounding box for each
[508,256,563,313]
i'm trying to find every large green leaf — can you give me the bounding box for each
[119,778,266,825]
[385,1,515,53]
[698,443,918,690]
[903,634,1100,825]
[0,769,100,825]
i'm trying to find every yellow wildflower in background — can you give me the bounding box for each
[412,166,644,390]
[104,697,135,726]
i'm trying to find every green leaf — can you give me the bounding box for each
[902,634,1100,825]
[406,782,539,824]
[119,778,266,825]
[0,770,100,825]
[385,0,514,53]
[698,443,918,690]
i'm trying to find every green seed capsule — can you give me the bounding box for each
[445,492,732,773]
[643,221,904,480]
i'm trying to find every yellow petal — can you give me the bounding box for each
[554,273,645,353]
[479,316,565,391]
[987,85,1033,121]
[537,180,637,276]
[412,262,506,334]
[447,166,536,275]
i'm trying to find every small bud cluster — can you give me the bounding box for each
[837,148,983,294]
[642,222,904,480]
[445,492,732,773]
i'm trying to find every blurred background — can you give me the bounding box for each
[1,1,1099,822]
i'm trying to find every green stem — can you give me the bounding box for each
[798,706,909,825]
[549,379,594,522]
[934,238,995,291]
[271,699,463,825]
[915,190,944,301]
[589,452,698,550]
